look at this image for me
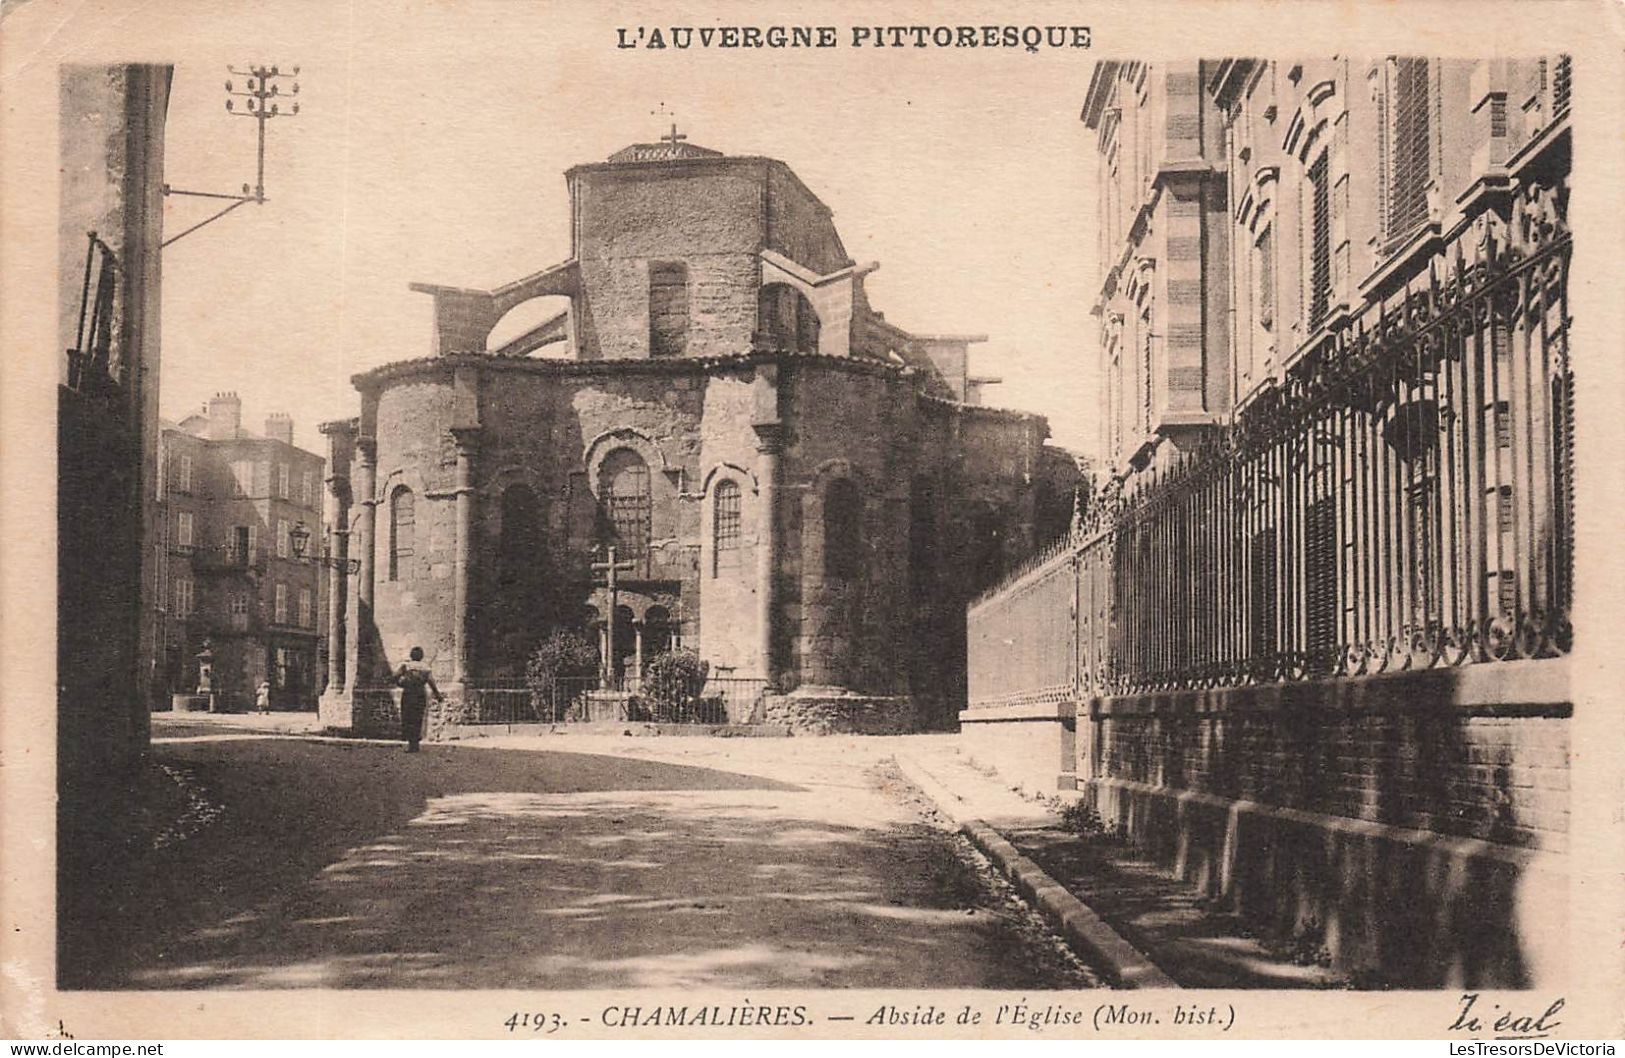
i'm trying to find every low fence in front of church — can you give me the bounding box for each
[459,676,771,726]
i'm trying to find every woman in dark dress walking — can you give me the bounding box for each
[394,646,443,752]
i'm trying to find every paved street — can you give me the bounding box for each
[60,718,1100,990]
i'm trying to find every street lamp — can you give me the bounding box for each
[290,521,360,574]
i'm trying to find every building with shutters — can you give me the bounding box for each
[150,395,327,711]
[319,134,1079,736]
[965,57,1573,985]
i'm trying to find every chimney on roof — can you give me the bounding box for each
[207,392,242,440]
[265,413,294,445]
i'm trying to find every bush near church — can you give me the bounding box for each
[525,629,599,721]
[640,649,723,723]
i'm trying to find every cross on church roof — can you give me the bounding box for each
[662,122,687,146]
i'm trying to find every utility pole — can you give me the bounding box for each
[226,63,300,203]
[161,63,302,248]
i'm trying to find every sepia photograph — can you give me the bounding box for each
[4,0,1623,1044]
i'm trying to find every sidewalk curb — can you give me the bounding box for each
[894,752,1178,990]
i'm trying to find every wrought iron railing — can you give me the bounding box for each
[971,177,1571,704]
[64,232,122,396]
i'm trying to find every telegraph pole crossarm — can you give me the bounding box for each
[162,62,301,248]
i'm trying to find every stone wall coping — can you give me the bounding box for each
[916,390,1047,424]
[354,349,900,390]
[958,700,1077,724]
[1087,657,1570,720]
[564,155,835,221]
[770,686,907,702]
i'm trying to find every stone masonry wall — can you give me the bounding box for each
[1076,665,1572,986]
[573,162,763,361]
[766,163,851,275]
[369,374,461,683]
[695,370,766,675]
[1089,693,1569,853]
[780,362,1051,721]
[763,691,913,735]
[354,353,1059,725]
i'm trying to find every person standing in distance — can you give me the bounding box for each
[394,646,443,752]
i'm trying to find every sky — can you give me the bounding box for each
[128,1,1102,456]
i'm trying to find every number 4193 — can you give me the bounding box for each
[505,1011,565,1034]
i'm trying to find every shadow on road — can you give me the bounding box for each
[61,738,1084,991]
[61,739,800,988]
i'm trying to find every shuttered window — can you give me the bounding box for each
[1307,153,1332,329]
[1388,57,1431,240]
[1552,55,1572,119]
[1250,528,1278,661]
[1304,496,1339,664]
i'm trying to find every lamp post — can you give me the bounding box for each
[291,521,360,574]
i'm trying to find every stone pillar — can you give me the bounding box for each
[318,422,355,715]
[348,436,377,691]
[633,621,644,684]
[325,531,346,692]
[752,421,784,687]
[450,427,480,687]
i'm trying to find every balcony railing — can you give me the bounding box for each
[971,176,1571,705]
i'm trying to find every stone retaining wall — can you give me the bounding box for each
[1077,660,1571,987]
[763,689,913,735]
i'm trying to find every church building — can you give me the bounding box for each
[319,132,1076,733]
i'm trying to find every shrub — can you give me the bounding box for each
[1057,799,1128,845]
[642,649,709,722]
[525,629,599,720]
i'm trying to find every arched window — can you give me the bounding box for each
[389,486,414,582]
[499,484,541,585]
[600,449,651,559]
[713,479,741,575]
[824,478,861,581]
